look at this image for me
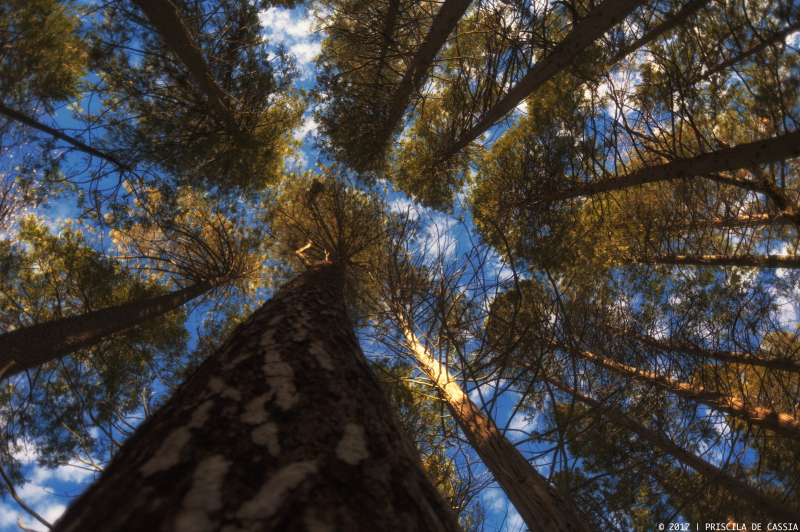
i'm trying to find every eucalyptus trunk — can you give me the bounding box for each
[0,278,220,378]
[53,262,461,532]
[397,315,591,532]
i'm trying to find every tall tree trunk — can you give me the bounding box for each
[53,262,462,532]
[370,0,473,162]
[0,102,130,171]
[602,324,800,375]
[611,0,710,63]
[440,0,644,160]
[525,131,800,206]
[665,213,794,232]
[540,374,800,521]
[700,20,800,81]
[397,315,591,532]
[132,0,239,133]
[0,279,220,378]
[543,337,800,439]
[627,254,800,268]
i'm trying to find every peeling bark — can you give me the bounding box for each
[53,262,461,532]
[398,317,591,532]
[0,279,219,378]
[542,375,800,522]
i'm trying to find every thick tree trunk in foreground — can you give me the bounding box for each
[0,279,219,378]
[54,262,461,532]
[442,0,644,159]
[529,131,800,205]
[603,324,800,375]
[132,0,239,133]
[0,102,130,171]
[398,317,591,532]
[543,375,800,521]
[545,337,800,439]
[628,254,800,268]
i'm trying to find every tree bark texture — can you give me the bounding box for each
[542,375,800,522]
[545,337,800,439]
[398,319,591,532]
[0,279,217,378]
[603,324,800,375]
[530,131,800,205]
[628,254,800,269]
[443,0,644,158]
[0,102,130,171]
[371,0,473,161]
[53,262,462,532]
[132,0,239,133]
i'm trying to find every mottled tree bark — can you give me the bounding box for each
[602,324,800,375]
[543,375,800,521]
[132,0,239,133]
[545,337,800,439]
[53,262,461,532]
[370,0,473,161]
[0,279,219,378]
[627,253,800,268]
[441,0,644,159]
[398,318,591,532]
[527,131,800,206]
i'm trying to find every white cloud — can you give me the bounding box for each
[260,7,319,78]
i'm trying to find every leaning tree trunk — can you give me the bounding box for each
[397,314,591,532]
[541,373,800,521]
[0,278,221,378]
[53,261,461,532]
[628,253,800,268]
[546,337,800,439]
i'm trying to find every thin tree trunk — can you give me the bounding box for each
[611,0,710,63]
[0,102,130,171]
[370,0,473,162]
[398,317,591,532]
[602,324,800,375]
[541,374,800,521]
[699,20,800,81]
[526,131,800,206]
[132,0,239,133]
[544,337,800,439]
[627,254,800,268]
[665,213,794,231]
[53,261,462,532]
[440,0,644,159]
[0,279,219,378]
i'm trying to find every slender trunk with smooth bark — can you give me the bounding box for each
[132,0,239,133]
[542,375,800,521]
[628,254,800,268]
[441,0,644,159]
[398,318,591,532]
[527,131,800,205]
[545,337,800,439]
[54,262,462,532]
[0,102,130,171]
[603,324,800,375]
[0,279,219,378]
[370,0,473,162]
[611,0,710,63]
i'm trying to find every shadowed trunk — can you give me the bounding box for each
[542,375,800,521]
[544,337,800,439]
[628,254,800,268]
[132,0,239,133]
[0,102,130,171]
[397,315,591,532]
[526,131,800,206]
[0,279,220,378]
[602,324,800,375]
[440,0,644,159]
[53,261,462,532]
